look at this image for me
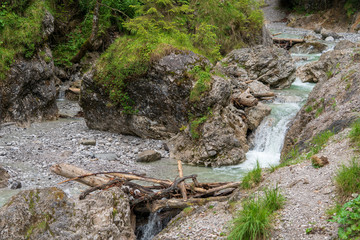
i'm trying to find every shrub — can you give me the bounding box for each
[228,187,285,240]
[331,195,360,239]
[335,158,360,200]
[241,161,262,189]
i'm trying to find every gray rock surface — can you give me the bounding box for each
[136,150,161,162]
[0,187,135,240]
[282,48,360,158]
[0,9,58,125]
[219,46,296,89]
[81,50,209,139]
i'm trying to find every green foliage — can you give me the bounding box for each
[326,70,333,79]
[189,66,212,102]
[331,195,360,239]
[241,161,262,189]
[307,130,334,156]
[305,105,313,113]
[315,106,324,118]
[94,0,263,107]
[349,118,360,150]
[0,0,45,80]
[189,114,209,139]
[335,158,360,199]
[228,187,285,240]
[344,0,360,17]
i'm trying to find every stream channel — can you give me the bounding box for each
[0,32,335,209]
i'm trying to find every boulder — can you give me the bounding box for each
[282,48,360,159]
[289,42,327,54]
[81,50,210,139]
[136,150,161,162]
[0,187,135,240]
[218,46,296,89]
[297,46,360,83]
[311,155,329,167]
[0,166,10,188]
[334,40,359,51]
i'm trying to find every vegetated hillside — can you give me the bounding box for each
[280,0,359,13]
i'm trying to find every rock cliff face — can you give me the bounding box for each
[282,46,360,158]
[81,45,294,166]
[0,187,135,240]
[0,11,58,125]
[81,50,209,139]
[220,46,296,89]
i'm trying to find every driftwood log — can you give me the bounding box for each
[51,163,240,212]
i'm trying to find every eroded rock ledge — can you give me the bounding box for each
[282,43,360,158]
[81,46,295,167]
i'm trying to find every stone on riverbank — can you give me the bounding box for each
[0,166,10,188]
[136,150,161,162]
[0,187,135,240]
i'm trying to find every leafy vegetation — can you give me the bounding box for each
[331,195,360,239]
[241,161,262,189]
[0,0,46,80]
[335,158,360,200]
[188,66,212,102]
[228,187,285,240]
[307,130,334,156]
[94,0,263,109]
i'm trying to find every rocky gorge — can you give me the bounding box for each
[0,0,360,239]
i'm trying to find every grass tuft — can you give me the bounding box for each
[241,161,262,189]
[228,187,285,240]
[335,157,360,200]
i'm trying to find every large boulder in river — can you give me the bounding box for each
[282,48,360,159]
[289,42,327,54]
[217,46,296,89]
[81,50,210,139]
[0,187,135,240]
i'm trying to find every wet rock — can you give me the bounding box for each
[9,180,22,189]
[0,187,135,240]
[246,103,272,131]
[0,166,10,188]
[289,42,327,54]
[325,36,334,42]
[81,50,210,139]
[218,46,296,89]
[282,48,360,159]
[321,28,339,40]
[136,150,161,162]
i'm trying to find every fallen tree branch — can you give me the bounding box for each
[79,179,123,200]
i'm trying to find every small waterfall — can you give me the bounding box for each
[57,86,66,101]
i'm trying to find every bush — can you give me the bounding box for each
[335,158,360,200]
[331,195,360,239]
[228,187,285,240]
[241,161,262,189]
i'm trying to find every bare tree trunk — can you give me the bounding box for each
[71,0,102,63]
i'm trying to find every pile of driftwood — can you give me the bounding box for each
[51,161,240,212]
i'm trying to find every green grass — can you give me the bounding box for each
[189,66,212,102]
[335,158,360,200]
[241,161,262,189]
[228,187,285,240]
[0,0,45,80]
[349,118,360,150]
[307,130,334,156]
